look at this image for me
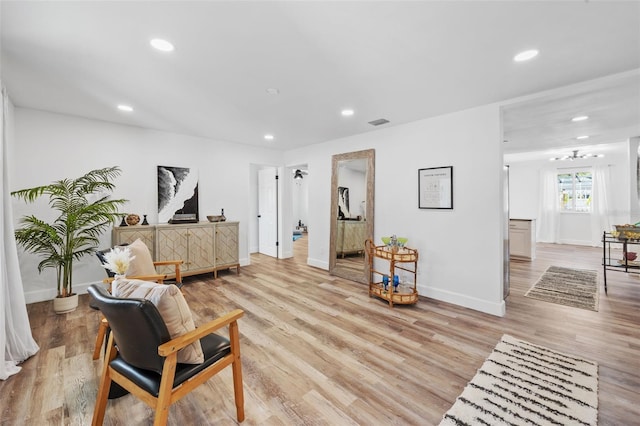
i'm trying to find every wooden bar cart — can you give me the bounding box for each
[366,239,419,307]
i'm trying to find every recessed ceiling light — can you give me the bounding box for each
[576,135,589,140]
[513,49,539,62]
[264,134,274,141]
[341,109,355,117]
[571,115,589,122]
[150,38,174,52]
[117,105,133,112]
[266,88,280,95]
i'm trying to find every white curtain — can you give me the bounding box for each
[590,165,613,246]
[537,167,560,243]
[0,85,39,380]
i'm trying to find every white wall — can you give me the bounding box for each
[628,137,640,222]
[10,108,283,303]
[285,104,506,316]
[11,104,508,316]
[507,142,630,245]
[0,3,2,80]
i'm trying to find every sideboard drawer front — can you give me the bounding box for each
[509,220,531,231]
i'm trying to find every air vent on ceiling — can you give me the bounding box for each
[368,118,389,126]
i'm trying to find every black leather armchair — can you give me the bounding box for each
[87,284,245,425]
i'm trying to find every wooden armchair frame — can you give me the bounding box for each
[92,307,245,425]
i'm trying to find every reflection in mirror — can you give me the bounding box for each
[329,149,375,283]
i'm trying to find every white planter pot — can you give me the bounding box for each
[53,293,78,314]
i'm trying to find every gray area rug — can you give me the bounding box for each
[525,266,599,311]
[439,334,598,426]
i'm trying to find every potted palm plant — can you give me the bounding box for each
[12,166,127,313]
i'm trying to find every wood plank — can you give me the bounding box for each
[0,238,638,424]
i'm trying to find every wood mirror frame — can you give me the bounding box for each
[329,149,375,283]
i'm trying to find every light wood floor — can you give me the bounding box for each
[1,236,638,425]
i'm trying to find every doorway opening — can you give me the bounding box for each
[250,165,279,259]
[291,164,309,263]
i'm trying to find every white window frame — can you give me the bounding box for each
[557,167,592,213]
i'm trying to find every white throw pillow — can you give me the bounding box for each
[125,238,157,277]
[113,278,204,364]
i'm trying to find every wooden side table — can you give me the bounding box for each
[366,239,418,307]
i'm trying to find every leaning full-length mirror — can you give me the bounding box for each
[329,149,375,283]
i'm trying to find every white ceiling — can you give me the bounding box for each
[1,1,639,152]
[502,70,640,161]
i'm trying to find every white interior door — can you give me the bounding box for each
[258,167,278,258]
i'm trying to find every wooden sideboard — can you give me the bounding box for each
[111,225,155,256]
[112,221,239,279]
[336,220,367,257]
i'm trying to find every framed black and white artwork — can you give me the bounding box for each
[157,165,199,223]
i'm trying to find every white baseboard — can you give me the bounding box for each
[24,281,100,304]
[419,284,506,317]
[558,239,593,246]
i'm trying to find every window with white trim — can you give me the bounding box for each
[558,168,592,212]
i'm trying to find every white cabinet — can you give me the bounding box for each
[509,219,536,260]
[112,222,240,278]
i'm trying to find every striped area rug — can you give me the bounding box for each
[525,266,599,311]
[439,335,598,426]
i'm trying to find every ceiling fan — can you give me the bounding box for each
[293,169,309,179]
[550,150,604,161]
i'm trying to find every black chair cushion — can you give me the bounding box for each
[110,333,231,397]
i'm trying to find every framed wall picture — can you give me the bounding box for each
[418,166,453,209]
[157,165,199,223]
